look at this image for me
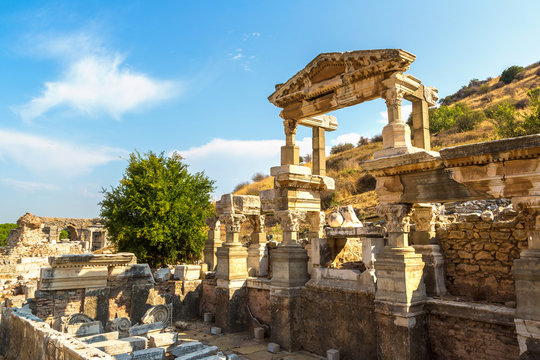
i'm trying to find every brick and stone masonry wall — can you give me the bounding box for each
[0,307,112,360]
[437,210,527,303]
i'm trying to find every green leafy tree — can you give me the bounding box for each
[522,88,540,135]
[486,101,522,138]
[59,229,70,240]
[0,223,17,247]
[100,151,215,267]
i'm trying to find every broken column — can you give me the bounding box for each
[512,196,540,358]
[281,119,300,165]
[204,217,221,271]
[247,215,268,277]
[306,211,325,274]
[374,203,428,360]
[411,203,447,296]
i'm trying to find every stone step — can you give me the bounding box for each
[170,341,204,357]
[92,336,147,355]
[128,322,164,337]
[174,346,219,360]
[132,347,165,360]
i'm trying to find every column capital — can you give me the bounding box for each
[219,214,246,233]
[248,215,265,232]
[376,203,413,233]
[276,210,303,233]
[205,216,220,230]
[306,211,325,238]
[283,119,298,136]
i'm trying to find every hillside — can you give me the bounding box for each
[234,61,540,220]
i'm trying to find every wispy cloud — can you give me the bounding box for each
[231,48,244,60]
[0,129,126,177]
[242,32,261,41]
[14,32,180,121]
[1,178,60,192]
[174,137,312,195]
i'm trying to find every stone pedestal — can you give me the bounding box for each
[270,244,309,288]
[374,204,428,360]
[269,286,303,352]
[204,217,221,271]
[215,243,248,289]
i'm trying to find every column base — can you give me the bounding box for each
[412,244,447,296]
[215,243,248,284]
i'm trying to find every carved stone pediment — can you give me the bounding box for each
[268,49,416,120]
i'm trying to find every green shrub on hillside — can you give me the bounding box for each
[500,66,524,85]
[0,223,17,247]
[429,103,483,133]
[485,88,539,138]
[330,143,354,155]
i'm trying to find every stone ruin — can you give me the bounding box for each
[0,49,539,360]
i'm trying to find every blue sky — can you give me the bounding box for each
[0,1,539,222]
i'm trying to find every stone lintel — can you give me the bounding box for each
[297,114,338,131]
[216,194,261,216]
[48,253,136,268]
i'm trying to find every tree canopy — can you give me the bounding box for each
[100,151,215,267]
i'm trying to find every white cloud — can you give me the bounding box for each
[175,137,312,195]
[330,132,362,146]
[377,104,412,125]
[0,129,126,177]
[1,178,60,192]
[231,48,244,60]
[14,33,179,121]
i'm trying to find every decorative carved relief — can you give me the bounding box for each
[249,215,265,233]
[307,211,325,234]
[411,204,436,233]
[106,317,131,332]
[141,304,171,325]
[376,203,413,233]
[276,210,304,232]
[62,313,94,332]
[283,119,298,136]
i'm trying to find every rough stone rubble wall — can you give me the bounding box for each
[437,209,526,303]
[0,308,112,360]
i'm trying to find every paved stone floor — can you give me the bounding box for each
[177,321,325,360]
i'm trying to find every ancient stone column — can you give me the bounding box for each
[382,87,412,150]
[270,210,309,352]
[411,203,447,296]
[204,217,222,271]
[281,119,300,165]
[512,196,540,358]
[247,215,268,277]
[374,203,428,360]
[306,211,325,274]
[411,99,431,151]
[215,214,249,332]
[312,127,326,176]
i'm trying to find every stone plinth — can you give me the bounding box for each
[270,244,309,288]
[412,244,446,296]
[269,286,303,352]
[215,244,248,289]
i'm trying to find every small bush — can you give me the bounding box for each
[251,172,267,182]
[357,136,369,147]
[233,181,250,193]
[356,174,376,194]
[500,66,524,84]
[478,84,490,94]
[485,101,522,138]
[515,98,529,109]
[59,229,70,240]
[330,143,354,155]
[302,154,312,163]
[0,223,17,247]
[370,134,383,143]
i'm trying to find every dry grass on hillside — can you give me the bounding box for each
[234,176,274,196]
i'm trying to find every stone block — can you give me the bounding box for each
[154,268,172,282]
[132,348,165,360]
[84,287,110,324]
[149,332,177,348]
[174,346,219,360]
[80,331,119,344]
[267,342,280,353]
[170,341,204,357]
[65,320,103,337]
[227,355,241,360]
[254,327,265,340]
[93,336,147,355]
[114,354,132,360]
[327,349,340,360]
[39,266,108,290]
[174,265,202,280]
[204,312,214,322]
[216,193,260,216]
[128,322,164,337]
[211,326,222,335]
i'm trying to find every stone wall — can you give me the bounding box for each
[0,307,111,360]
[437,210,527,303]
[426,299,519,360]
[296,285,377,360]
